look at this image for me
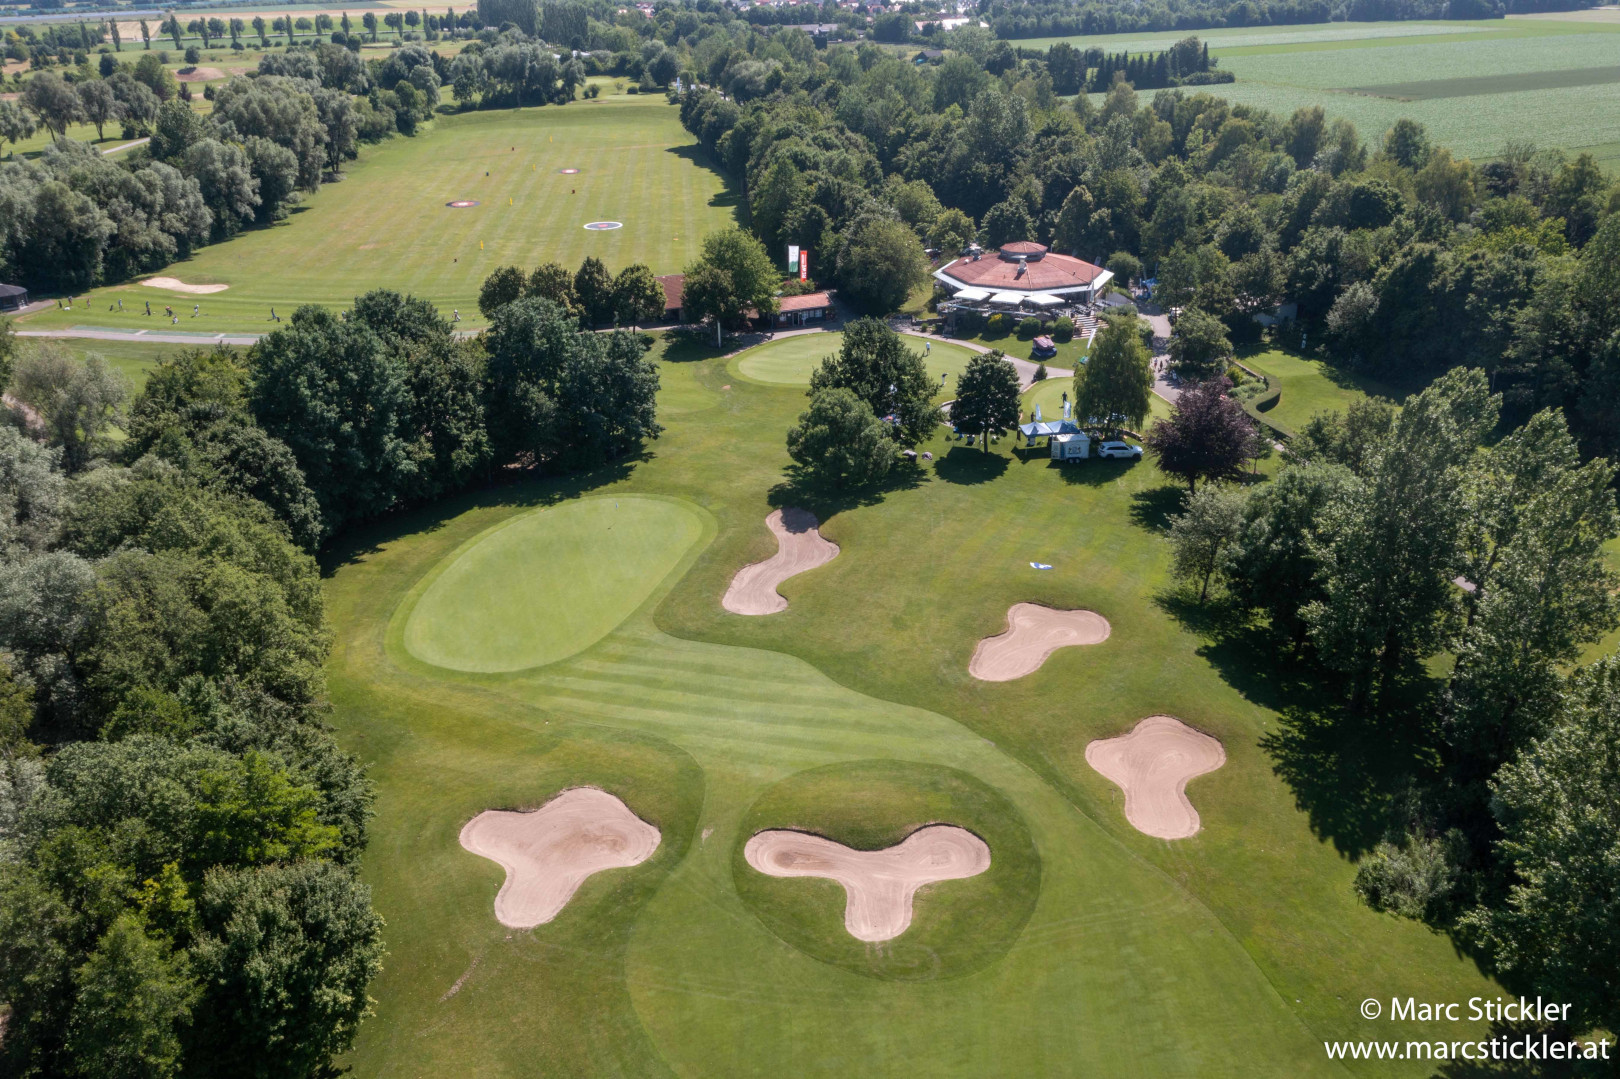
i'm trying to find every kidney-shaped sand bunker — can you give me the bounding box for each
[460,787,661,928]
[721,508,839,616]
[1085,715,1225,840]
[745,826,991,942]
[969,603,1111,681]
[404,495,705,672]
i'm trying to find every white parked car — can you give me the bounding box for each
[1096,440,1143,460]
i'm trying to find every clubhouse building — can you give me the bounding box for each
[933,241,1112,311]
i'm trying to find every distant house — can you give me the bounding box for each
[913,48,944,63]
[0,283,28,311]
[656,274,685,322]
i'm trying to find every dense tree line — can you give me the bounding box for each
[1160,368,1620,1044]
[0,329,382,1078]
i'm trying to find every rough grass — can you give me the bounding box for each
[1241,349,1401,432]
[326,338,1501,1077]
[20,95,740,333]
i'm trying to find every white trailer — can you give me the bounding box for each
[1050,432,1091,461]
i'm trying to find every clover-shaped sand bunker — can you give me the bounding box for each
[969,603,1111,681]
[744,826,991,942]
[1084,716,1226,840]
[459,788,660,928]
[721,508,839,615]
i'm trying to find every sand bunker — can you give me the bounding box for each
[176,67,227,82]
[459,787,660,928]
[1084,716,1225,840]
[968,603,1111,681]
[745,826,991,941]
[142,277,229,294]
[721,508,839,615]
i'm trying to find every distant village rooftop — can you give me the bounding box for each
[934,242,1113,301]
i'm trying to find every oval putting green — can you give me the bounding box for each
[403,495,705,672]
[736,331,980,394]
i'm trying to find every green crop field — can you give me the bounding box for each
[325,333,1499,1077]
[1060,15,1620,171]
[18,94,740,335]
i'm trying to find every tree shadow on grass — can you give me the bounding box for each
[1156,589,1439,858]
[1129,483,1185,532]
[664,144,744,212]
[766,460,927,519]
[318,454,647,575]
[933,445,1009,485]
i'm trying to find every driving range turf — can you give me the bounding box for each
[327,333,1500,1077]
[18,94,739,335]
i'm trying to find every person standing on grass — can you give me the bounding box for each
[145,301,151,315]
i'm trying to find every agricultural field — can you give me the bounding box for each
[18,93,740,334]
[324,329,1501,1077]
[1060,16,1620,170]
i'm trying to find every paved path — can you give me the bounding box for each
[18,327,263,346]
[102,137,150,156]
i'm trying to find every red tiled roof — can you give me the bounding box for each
[656,274,684,310]
[777,291,833,313]
[938,246,1107,293]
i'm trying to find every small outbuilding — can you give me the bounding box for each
[0,283,29,311]
[1050,432,1091,460]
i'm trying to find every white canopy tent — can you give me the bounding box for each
[951,286,992,302]
[1025,293,1065,307]
[989,291,1025,305]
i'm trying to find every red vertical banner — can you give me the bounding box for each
[799,250,808,281]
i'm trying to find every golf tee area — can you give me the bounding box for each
[326,318,1498,1076]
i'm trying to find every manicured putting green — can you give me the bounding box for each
[736,331,979,391]
[402,495,704,672]
[1244,349,1399,431]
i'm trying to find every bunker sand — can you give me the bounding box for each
[721,508,838,615]
[969,603,1111,681]
[142,277,229,294]
[744,826,991,942]
[1085,716,1226,840]
[459,788,660,928]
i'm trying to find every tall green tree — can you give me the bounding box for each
[834,216,930,315]
[1445,409,1619,802]
[950,352,1020,451]
[248,307,415,533]
[785,388,893,488]
[681,227,779,346]
[1075,318,1152,433]
[611,263,664,329]
[1461,656,1620,1043]
[479,265,527,317]
[11,345,129,474]
[573,256,614,326]
[1166,307,1232,381]
[1167,483,1246,603]
[1303,369,1497,709]
[808,318,935,447]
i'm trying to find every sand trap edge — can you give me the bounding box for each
[458,785,661,929]
[1083,715,1226,841]
[968,602,1112,682]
